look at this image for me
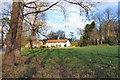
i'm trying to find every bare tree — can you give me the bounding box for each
[24,4,47,48]
[56,30,65,39]
[93,13,104,45]
[105,8,117,32]
[0,18,10,48]
[0,3,11,48]
[92,8,118,45]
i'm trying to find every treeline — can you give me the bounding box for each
[47,30,66,39]
[78,8,119,46]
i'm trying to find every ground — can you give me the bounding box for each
[2,45,120,78]
[0,54,2,79]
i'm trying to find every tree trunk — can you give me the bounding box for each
[1,26,4,48]
[29,39,33,49]
[99,25,102,45]
[29,11,38,49]
[3,1,24,66]
[29,29,36,49]
[100,39,102,45]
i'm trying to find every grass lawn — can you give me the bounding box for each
[20,45,119,78]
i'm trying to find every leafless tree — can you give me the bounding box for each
[92,8,118,45]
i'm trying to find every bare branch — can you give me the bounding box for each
[56,5,66,18]
[24,5,36,9]
[24,2,35,5]
[24,18,32,25]
[64,0,91,15]
[37,31,48,38]
[24,0,61,16]
[64,0,83,6]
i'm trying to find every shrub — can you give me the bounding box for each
[71,42,79,47]
[107,36,118,45]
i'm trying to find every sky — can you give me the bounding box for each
[0,0,119,40]
[44,1,119,39]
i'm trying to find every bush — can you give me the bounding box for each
[71,42,79,47]
[107,36,118,45]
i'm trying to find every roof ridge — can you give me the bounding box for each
[46,39,68,43]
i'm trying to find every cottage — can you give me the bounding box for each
[46,39,70,48]
[25,40,43,48]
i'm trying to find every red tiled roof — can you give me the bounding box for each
[46,39,68,43]
[33,40,41,44]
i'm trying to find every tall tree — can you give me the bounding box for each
[4,0,24,65]
[82,21,96,46]
[102,8,118,44]
[0,18,10,48]
[92,8,118,45]
[70,32,74,41]
[90,27,99,45]
[47,31,58,39]
[93,13,104,45]
[56,30,65,39]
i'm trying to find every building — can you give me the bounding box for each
[25,40,43,48]
[46,39,70,48]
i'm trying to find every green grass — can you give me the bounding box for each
[21,46,119,78]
